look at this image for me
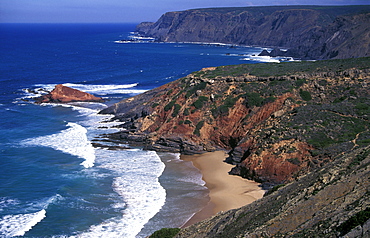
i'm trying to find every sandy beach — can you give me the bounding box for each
[181,151,265,227]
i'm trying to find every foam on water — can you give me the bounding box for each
[21,102,167,237]
[76,150,166,238]
[31,83,147,96]
[0,210,46,237]
[0,198,20,213]
[241,54,296,63]
[170,154,206,186]
[22,122,96,168]
[0,194,62,237]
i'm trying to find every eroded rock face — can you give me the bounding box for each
[35,84,104,103]
[100,58,370,184]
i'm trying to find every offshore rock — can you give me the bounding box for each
[35,84,104,103]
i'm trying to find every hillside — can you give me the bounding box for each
[99,57,370,184]
[136,5,370,60]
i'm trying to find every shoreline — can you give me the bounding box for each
[180,151,266,227]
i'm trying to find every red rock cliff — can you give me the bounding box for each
[101,58,370,184]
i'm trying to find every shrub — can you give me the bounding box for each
[211,96,238,118]
[358,139,370,146]
[151,228,181,238]
[263,96,276,104]
[287,158,301,165]
[166,89,173,95]
[334,96,346,103]
[337,207,370,235]
[151,102,159,108]
[164,100,176,112]
[299,89,312,101]
[172,104,181,117]
[185,82,207,98]
[348,148,370,168]
[246,92,263,107]
[295,79,306,87]
[308,132,335,148]
[355,102,369,114]
[194,121,205,136]
[192,96,208,109]
[184,120,192,125]
[183,108,190,116]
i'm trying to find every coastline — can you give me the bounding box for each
[181,151,265,227]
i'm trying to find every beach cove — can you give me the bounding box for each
[181,151,266,226]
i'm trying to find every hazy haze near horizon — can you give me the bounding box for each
[1,0,369,23]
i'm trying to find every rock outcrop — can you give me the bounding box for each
[136,5,370,60]
[100,57,370,184]
[35,84,104,103]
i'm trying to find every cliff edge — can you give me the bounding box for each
[100,57,370,184]
[136,5,370,60]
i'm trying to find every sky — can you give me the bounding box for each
[1,0,369,23]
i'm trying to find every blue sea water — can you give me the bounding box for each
[0,23,266,237]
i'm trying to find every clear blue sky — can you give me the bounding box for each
[1,0,369,23]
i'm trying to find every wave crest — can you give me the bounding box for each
[22,122,95,168]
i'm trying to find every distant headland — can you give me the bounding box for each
[136,5,370,60]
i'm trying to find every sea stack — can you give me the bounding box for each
[35,84,104,103]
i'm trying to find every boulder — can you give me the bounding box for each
[269,48,286,57]
[258,49,270,56]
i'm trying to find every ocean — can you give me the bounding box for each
[0,23,270,237]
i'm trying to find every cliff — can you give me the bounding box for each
[136,5,370,60]
[99,57,370,184]
[35,84,104,103]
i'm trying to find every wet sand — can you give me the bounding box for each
[181,151,265,227]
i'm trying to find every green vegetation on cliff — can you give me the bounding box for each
[199,57,370,78]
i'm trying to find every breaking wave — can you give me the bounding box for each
[75,150,166,238]
[22,122,95,168]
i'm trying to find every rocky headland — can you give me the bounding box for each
[100,57,369,184]
[99,56,370,237]
[35,84,104,103]
[136,5,370,60]
[99,57,369,238]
